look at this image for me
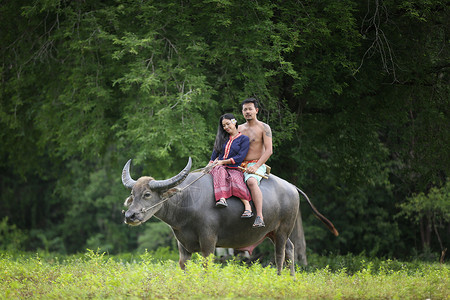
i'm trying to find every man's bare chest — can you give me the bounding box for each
[241,128,263,144]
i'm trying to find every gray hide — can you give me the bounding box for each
[122,158,338,276]
[290,214,308,265]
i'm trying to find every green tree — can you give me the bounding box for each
[398,181,450,254]
[0,0,448,258]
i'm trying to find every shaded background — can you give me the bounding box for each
[1,0,448,260]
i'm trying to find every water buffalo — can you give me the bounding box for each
[121,158,338,275]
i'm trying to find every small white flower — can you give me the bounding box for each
[231,119,237,124]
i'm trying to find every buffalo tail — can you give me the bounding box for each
[296,187,339,237]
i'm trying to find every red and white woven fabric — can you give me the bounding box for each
[210,165,252,201]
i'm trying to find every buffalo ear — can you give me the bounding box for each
[124,196,133,207]
[161,187,180,199]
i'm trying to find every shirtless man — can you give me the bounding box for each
[238,98,273,228]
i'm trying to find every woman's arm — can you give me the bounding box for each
[210,149,219,162]
[226,136,250,165]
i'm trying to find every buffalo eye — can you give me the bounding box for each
[144,192,152,199]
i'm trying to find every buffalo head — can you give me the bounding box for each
[121,158,192,225]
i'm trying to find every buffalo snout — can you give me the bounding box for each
[124,210,142,225]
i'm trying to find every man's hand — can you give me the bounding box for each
[246,165,258,174]
[238,165,268,179]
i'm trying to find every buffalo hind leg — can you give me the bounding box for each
[177,241,192,270]
[285,238,296,277]
[271,234,288,275]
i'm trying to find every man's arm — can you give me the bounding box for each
[256,123,273,167]
[248,123,273,173]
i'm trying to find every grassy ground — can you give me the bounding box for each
[1,250,448,299]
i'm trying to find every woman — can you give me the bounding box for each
[208,113,253,218]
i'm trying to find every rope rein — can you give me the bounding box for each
[139,165,214,213]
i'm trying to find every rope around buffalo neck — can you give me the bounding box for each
[138,165,214,213]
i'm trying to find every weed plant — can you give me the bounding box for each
[1,249,448,299]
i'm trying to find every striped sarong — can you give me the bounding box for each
[210,165,252,202]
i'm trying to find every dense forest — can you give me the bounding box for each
[1,0,448,260]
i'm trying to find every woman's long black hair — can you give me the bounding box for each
[213,113,237,154]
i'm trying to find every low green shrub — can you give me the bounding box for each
[0,250,448,299]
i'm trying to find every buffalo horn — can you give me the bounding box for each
[122,159,137,189]
[148,157,192,191]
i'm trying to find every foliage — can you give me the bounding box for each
[0,0,448,259]
[399,180,450,225]
[0,251,448,299]
[397,180,450,251]
[0,217,27,251]
[136,222,178,253]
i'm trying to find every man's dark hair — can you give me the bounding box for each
[241,97,259,110]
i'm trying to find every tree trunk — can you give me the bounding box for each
[419,216,432,250]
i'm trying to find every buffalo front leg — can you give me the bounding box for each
[177,241,192,270]
[199,236,217,268]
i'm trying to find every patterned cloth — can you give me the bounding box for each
[243,162,267,185]
[210,165,252,201]
[240,159,258,169]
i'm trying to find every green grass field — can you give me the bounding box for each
[1,250,448,299]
